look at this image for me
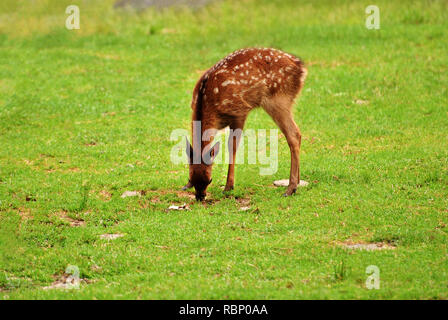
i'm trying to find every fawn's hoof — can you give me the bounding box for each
[223,186,234,192]
[282,188,297,197]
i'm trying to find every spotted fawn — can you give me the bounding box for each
[184,48,307,201]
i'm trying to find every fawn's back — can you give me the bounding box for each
[192,48,307,128]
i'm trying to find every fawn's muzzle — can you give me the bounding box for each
[195,192,206,201]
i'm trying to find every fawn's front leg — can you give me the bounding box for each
[224,119,245,192]
[182,181,193,190]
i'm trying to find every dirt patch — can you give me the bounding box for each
[237,198,251,206]
[99,233,124,240]
[150,196,161,203]
[176,190,195,200]
[43,273,89,290]
[54,210,85,227]
[354,99,369,105]
[122,188,223,206]
[120,190,144,198]
[18,207,32,221]
[99,190,112,201]
[337,240,396,251]
[65,218,85,227]
[237,198,251,211]
[137,199,158,209]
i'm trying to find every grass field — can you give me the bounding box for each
[0,0,447,299]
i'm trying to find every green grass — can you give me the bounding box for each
[0,0,447,299]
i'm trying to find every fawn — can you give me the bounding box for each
[183,48,307,201]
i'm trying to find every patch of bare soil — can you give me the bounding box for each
[54,210,85,227]
[237,198,251,211]
[337,240,396,251]
[43,273,90,290]
[176,190,195,200]
[120,190,144,198]
[99,190,112,201]
[354,99,369,105]
[99,233,124,240]
[18,207,32,221]
[64,218,85,227]
[150,196,161,203]
[129,189,226,207]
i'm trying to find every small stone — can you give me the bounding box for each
[168,203,190,211]
[354,99,369,105]
[338,242,396,251]
[99,233,124,240]
[120,191,141,198]
[273,179,309,187]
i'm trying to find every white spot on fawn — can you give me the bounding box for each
[215,69,228,75]
[222,80,233,86]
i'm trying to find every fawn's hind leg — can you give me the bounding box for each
[262,96,301,196]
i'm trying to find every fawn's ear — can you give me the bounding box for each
[185,137,194,163]
[203,141,220,165]
[210,141,220,160]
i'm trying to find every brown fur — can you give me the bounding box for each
[185,48,307,200]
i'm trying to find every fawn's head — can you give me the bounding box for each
[186,138,220,201]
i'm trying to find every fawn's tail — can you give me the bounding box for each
[289,55,307,84]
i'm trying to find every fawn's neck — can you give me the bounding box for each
[191,114,218,152]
